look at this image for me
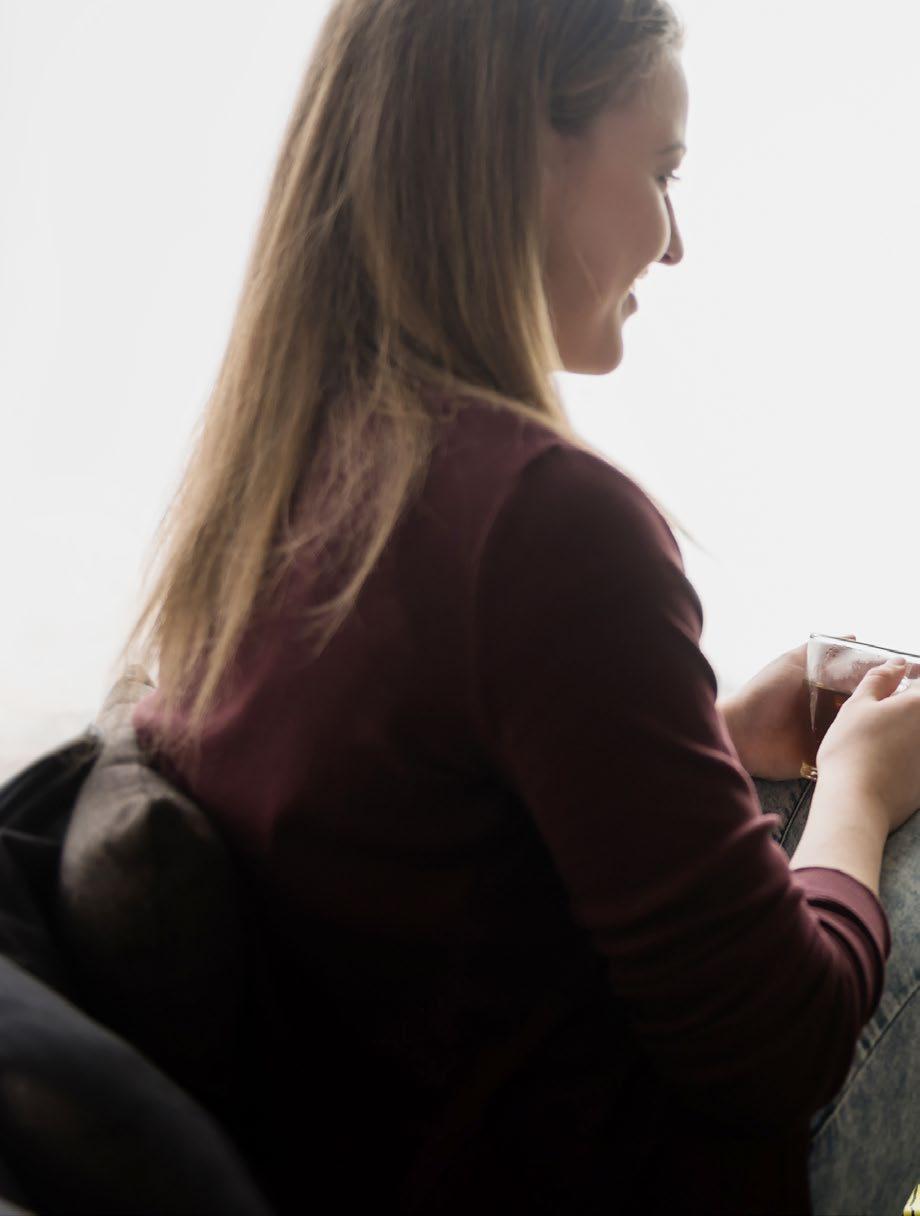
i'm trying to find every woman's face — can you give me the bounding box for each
[541,50,688,374]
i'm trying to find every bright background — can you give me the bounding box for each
[2,0,919,780]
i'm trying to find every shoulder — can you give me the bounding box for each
[502,441,684,574]
[427,392,680,564]
[468,425,704,648]
[469,418,711,742]
[415,392,698,632]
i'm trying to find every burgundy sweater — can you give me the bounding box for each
[134,395,889,1214]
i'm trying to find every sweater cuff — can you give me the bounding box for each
[790,866,892,961]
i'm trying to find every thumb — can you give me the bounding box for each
[852,658,907,701]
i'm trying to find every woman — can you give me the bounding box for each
[127,1,920,1212]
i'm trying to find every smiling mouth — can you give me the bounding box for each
[628,269,650,296]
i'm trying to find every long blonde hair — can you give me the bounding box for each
[121,0,689,749]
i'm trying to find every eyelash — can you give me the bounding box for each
[658,173,682,189]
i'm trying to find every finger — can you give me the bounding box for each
[851,658,908,701]
[894,674,920,696]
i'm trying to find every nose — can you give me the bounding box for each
[658,195,684,267]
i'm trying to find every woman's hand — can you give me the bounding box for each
[717,636,856,780]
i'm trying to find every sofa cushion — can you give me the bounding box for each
[0,733,100,996]
[55,667,247,1105]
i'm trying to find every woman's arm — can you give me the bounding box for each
[472,443,890,1128]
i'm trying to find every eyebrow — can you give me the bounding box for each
[658,142,687,155]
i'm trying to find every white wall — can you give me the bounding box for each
[2,0,919,780]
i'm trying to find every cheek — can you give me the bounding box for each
[569,186,666,298]
[571,190,628,285]
[605,189,670,276]
[543,206,624,312]
[541,169,669,327]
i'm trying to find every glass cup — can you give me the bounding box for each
[800,633,920,780]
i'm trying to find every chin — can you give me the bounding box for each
[562,334,624,375]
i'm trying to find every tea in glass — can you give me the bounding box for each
[800,634,920,780]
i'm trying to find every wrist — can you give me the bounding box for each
[811,766,890,834]
[790,772,887,896]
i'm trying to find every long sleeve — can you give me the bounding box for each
[472,442,890,1130]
